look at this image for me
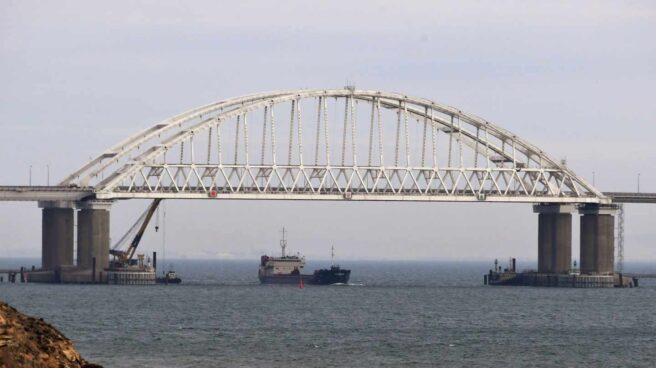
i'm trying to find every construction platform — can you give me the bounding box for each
[485,270,637,288]
[107,269,156,285]
[1,267,156,285]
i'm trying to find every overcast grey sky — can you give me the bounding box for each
[1,1,654,262]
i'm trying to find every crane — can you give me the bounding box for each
[109,199,162,268]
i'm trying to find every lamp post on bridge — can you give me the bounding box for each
[637,173,641,193]
[29,165,32,186]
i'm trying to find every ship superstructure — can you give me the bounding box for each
[258,228,312,284]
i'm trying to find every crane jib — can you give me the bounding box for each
[120,198,162,263]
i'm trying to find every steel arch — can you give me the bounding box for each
[61,89,607,204]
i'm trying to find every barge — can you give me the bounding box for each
[484,258,638,288]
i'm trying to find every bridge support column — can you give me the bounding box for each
[533,204,574,274]
[77,200,112,283]
[39,201,75,272]
[579,204,617,275]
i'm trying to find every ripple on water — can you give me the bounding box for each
[1,260,656,367]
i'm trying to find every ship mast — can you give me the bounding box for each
[280,227,287,257]
[331,245,334,266]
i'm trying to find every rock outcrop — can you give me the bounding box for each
[0,300,101,368]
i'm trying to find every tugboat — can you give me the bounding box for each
[485,258,520,286]
[156,268,182,284]
[258,228,351,285]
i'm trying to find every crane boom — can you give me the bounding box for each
[109,198,162,265]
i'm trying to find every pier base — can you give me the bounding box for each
[39,201,75,277]
[534,204,574,274]
[76,201,112,283]
[580,204,616,275]
[487,271,617,288]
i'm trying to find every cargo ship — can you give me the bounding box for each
[258,228,350,285]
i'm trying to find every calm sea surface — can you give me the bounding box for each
[1,259,655,367]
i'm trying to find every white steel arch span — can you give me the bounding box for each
[61,89,607,204]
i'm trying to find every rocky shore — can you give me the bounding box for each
[0,300,101,368]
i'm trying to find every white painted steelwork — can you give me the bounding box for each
[58,89,607,203]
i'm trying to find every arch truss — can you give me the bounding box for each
[61,89,606,204]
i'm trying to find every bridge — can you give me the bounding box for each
[0,88,652,283]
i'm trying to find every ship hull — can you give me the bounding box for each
[259,274,314,284]
[156,277,182,284]
[258,268,351,285]
[311,268,350,285]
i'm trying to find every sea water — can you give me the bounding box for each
[1,259,655,367]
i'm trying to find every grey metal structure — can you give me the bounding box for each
[0,186,93,201]
[56,89,605,204]
[603,192,656,204]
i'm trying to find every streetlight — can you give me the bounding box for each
[637,173,641,193]
[47,164,50,186]
[29,165,32,186]
[592,171,596,186]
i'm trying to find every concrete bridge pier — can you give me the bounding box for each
[533,204,574,274]
[38,201,75,275]
[579,204,617,275]
[76,200,112,283]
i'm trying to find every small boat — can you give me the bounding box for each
[156,270,182,284]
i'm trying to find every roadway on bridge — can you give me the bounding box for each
[1,186,654,203]
[0,186,93,202]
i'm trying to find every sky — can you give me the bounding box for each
[0,0,655,262]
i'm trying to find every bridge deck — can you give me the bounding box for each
[604,192,656,204]
[0,186,94,202]
[0,186,653,204]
